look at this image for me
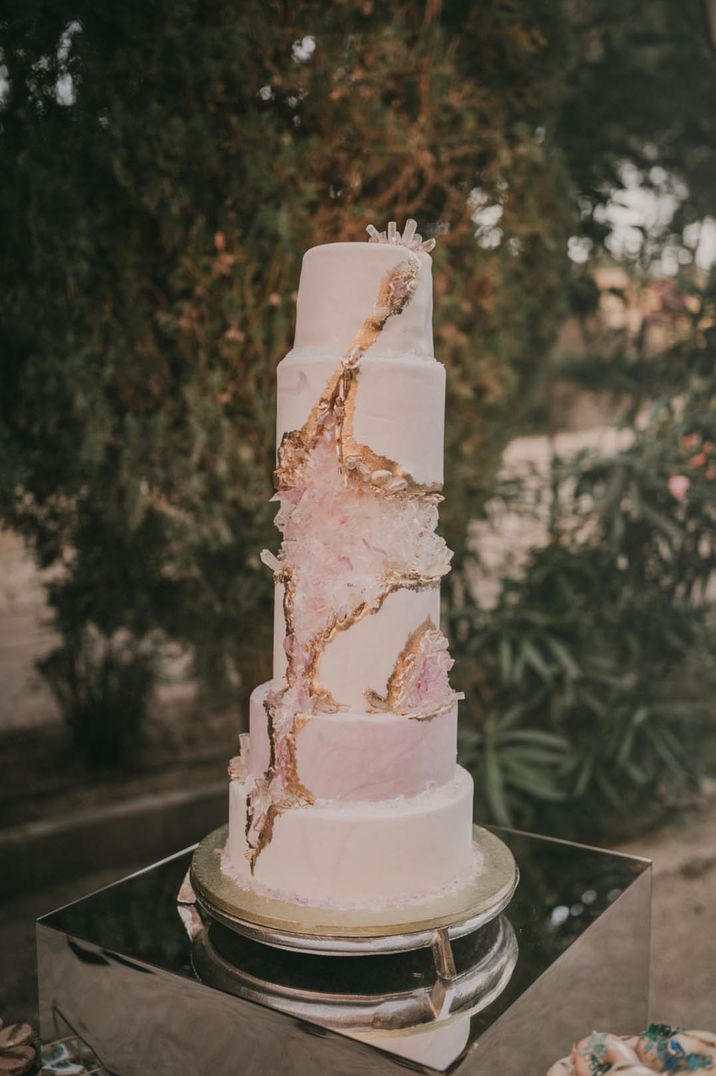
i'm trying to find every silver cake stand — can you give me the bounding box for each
[190,912,518,1036]
[180,823,519,1022]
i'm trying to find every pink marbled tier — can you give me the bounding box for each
[248,681,458,802]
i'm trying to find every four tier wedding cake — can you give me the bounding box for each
[223,222,477,908]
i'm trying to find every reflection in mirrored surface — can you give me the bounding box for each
[190,912,517,1066]
[345,1016,473,1068]
[37,829,651,1075]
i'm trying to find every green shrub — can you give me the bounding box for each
[38,627,158,767]
[1,1,715,778]
[0,1,573,759]
[454,276,716,839]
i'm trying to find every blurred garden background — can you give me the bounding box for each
[1,0,715,1029]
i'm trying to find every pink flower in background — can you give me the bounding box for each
[668,475,690,501]
[690,452,707,469]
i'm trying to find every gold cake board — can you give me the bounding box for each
[186,824,518,973]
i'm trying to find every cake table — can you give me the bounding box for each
[36,828,651,1075]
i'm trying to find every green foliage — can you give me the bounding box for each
[450,0,716,836]
[558,0,716,249]
[0,1,574,758]
[38,627,158,766]
[454,280,716,838]
[1,0,714,790]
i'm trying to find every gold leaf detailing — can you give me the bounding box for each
[245,796,282,870]
[283,713,314,799]
[341,371,443,498]
[308,573,440,701]
[274,253,427,496]
[365,617,462,721]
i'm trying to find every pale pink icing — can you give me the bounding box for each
[248,681,458,801]
[403,633,455,712]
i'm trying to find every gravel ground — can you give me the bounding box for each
[619,793,716,1028]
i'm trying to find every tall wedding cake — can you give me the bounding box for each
[223,221,476,908]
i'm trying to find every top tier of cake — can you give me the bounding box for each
[291,242,435,359]
[277,244,442,494]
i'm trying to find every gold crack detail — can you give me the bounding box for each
[307,574,440,701]
[365,617,462,721]
[274,252,438,499]
[283,713,314,800]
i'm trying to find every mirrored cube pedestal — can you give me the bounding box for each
[37,829,651,1076]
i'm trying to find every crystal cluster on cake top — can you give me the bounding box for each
[366,218,436,253]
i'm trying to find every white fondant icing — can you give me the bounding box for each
[226,767,475,906]
[272,583,441,705]
[248,681,458,801]
[276,352,445,487]
[293,243,434,359]
[272,580,287,686]
[319,586,442,708]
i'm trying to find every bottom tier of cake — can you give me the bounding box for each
[225,766,476,906]
[248,681,459,802]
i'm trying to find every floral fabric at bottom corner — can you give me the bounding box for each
[547,1024,716,1075]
